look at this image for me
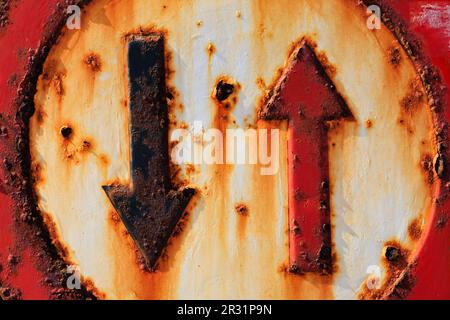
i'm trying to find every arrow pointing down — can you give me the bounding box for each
[259,40,354,274]
[103,34,195,271]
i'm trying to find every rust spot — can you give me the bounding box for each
[206,42,216,60]
[420,154,435,185]
[196,20,203,27]
[401,79,424,112]
[278,263,289,273]
[365,119,373,129]
[385,246,400,262]
[408,217,423,241]
[235,203,249,216]
[388,46,402,67]
[186,164,196,176]
[35,108,46,125]
[256,77,267,91]
[53,73,64,96]
[31,162,45,186]
[212,76,240,133]
[215,79,234,102]
[358,240,412,300]
[99,154,110,167]
[60,126,73,139]
[109,210,120,225]
[80,139,92,152]
[0,286,22,300]
[235,10,241,18]
[84,53,102,72]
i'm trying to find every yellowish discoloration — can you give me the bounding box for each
[30,0,435,299]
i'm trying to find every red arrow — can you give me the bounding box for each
[103,34,195,271]
[259,40,354,274]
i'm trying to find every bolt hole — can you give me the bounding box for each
[60,126,73,139]
[215,80,234,102]
[385,246,400,262]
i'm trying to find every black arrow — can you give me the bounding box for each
[103,34,195,271]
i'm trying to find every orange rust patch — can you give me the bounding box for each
[358,240,413,300]
[235,203,249,216]
[83,53,102,72]
[53,73,64,96]
[206,42,216,60]
[186,164,196,176]
[388,45,402,67]
[99,154,110,167]
[60,125,73,139]
[401,79,425,112]
[31,162,45,187]
[420,153,435,185]
[256,77,267,91]
[109,210,121,225]
[35,107,47,125]
[365,119,373,129]
[79,139,93,153]
[408,217,423,241]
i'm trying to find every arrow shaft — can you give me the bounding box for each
[128,35,170,194]
[260,40,353,274]
[289,121,332,274]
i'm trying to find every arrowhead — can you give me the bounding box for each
[260,39,353,122]
[103,184,195,270]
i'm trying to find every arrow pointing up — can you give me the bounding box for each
[260,40,354,274]
[103,34,195,271]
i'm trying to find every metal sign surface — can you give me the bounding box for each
[0,0,449,300]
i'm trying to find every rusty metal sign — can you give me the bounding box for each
[0,0,449,300]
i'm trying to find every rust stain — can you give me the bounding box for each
[206,42,216,60]
[35,107,47,125]
[0,286,22,300]
[365,119,373,129]
[358,240,413,300]
[401,78,425,112]
[235,203,249,216]
[388,45,402,67]
[408,217,423,241]
[420,153,435,185]
[60,125,73,140]
[83,53,102,73]
[235,203,249,239]
[109,210,120,225]
[52,73,65,97]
